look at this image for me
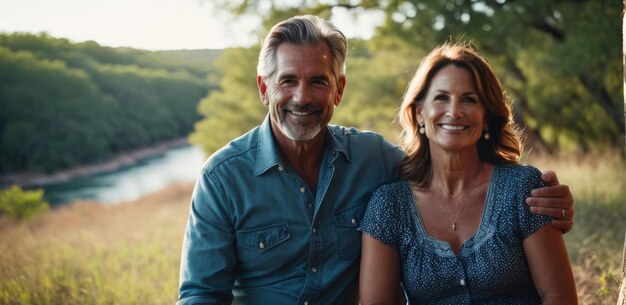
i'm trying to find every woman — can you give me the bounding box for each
[358,43,577,304]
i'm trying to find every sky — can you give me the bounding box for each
[0,0,382,50]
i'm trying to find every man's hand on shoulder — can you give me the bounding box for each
[526,170,574,233]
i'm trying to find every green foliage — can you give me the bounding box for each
[190,47,266,154]
[335,38,428,140]
[0,185,49,220]
[0,33,220,173]
[197,0,623,152]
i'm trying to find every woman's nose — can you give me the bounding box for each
[447,99,463,118]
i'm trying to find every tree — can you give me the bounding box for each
[190,47,266,154]
[196,0,623,152]
[0,47,117,171]
[0,33,216,173]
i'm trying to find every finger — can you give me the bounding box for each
[526,196,573,209]
[529,206,573,220]
[529,184,572,199]
[550,219,574,233]
[540,170,559,186]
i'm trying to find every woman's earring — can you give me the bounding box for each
[483,130,490,140]
[419,124,425,134]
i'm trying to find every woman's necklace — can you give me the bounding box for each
[433,162,484,231]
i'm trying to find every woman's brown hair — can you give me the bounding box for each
[397,42,522,187]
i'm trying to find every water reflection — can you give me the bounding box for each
[43,145,206,206]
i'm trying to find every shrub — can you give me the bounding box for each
[0,185,49,220]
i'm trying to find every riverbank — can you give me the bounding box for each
[0,137,190,188]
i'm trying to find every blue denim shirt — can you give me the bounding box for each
[177,116,404,305]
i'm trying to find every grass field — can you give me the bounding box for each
[0,153,624,304]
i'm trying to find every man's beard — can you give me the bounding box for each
[280,120,322,141]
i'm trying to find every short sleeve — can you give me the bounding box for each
[516,165,552,239]
[358,183,405,249]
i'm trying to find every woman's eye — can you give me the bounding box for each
[434,95,448,101]
[463,96,477,103]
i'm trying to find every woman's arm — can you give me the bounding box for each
[523,224,578,304]
[360,233,402,305]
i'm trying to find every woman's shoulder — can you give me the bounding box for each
[367,180,412,211]
[371,180,411,199]
[493,163,542,182]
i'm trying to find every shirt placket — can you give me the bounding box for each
[298,148,337,305]
[454,258,471,302]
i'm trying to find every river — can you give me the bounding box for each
[43,145,207,206]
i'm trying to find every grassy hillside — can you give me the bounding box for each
[0,182,192,305]
[0,154,624,304]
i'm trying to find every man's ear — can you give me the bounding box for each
[257,75,269,106]
[334,76,346,106]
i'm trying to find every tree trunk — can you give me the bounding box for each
[618,229,626,305]
[617,7,626,305]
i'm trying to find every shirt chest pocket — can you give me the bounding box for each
[332,201,367,260]
[235,223,292,275]
[236,223,291,253]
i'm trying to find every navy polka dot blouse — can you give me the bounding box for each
[358,164,551,304]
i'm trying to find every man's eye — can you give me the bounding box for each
[312,79,328,86]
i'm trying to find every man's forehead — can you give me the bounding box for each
[274,43,333,75]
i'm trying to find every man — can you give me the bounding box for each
[177,15,574,305]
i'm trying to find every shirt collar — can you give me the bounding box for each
[254,116,280,176]
[326,125,351,162]
[254,116,350,176]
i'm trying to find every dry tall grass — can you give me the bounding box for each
[0,182,192,305]
[0,154,624,304]
[527,151,626,305]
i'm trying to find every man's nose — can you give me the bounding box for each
[293,83,313,104]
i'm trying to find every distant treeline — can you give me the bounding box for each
[0,33,222,173]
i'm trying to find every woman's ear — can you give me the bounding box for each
[415,106,424,125]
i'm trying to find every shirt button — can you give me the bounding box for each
[259,242,265,249]
[351,218,356,225]
[312,228,317,234]
[300,187,305,193]
[303,301,309,305]
[278,165,283,171]
[308,202,313,209]
[311,267,317,272]
[460,279,466,286]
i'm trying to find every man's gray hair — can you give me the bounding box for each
[257,15,347,85]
